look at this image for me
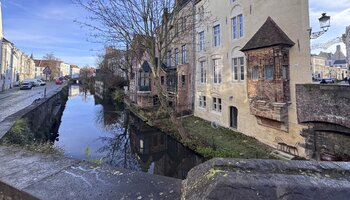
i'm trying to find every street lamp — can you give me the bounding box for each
[310,13,331,39]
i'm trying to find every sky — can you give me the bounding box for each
[2,0,350,68]
[309,0,350,55]
[2,0,103,67]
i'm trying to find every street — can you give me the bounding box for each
[0,82,61,123]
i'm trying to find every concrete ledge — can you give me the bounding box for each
[182,158,350,200]
[0,146,181,200]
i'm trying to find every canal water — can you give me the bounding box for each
[54,85,204,179]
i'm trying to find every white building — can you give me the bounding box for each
[194,0,311,156]
[60,62,71,77]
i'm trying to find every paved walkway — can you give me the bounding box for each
[0,146,181,200]
[0,83,61,123]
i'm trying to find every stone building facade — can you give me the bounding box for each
[129,0,196,115]
[344,26,350,65]
[194,0,311,156]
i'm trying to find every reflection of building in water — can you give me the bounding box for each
[94,79,104,100]
[129,115,203,179]
[69,85,80,97]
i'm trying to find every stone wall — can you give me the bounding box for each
[0,85,68,141]
[182,158,350,200]
[22,85,68,141]
[296,84,350,160]
[296,84,350,128]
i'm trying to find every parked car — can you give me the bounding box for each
[55,78,63,85]
[13,81,20,87]
[20,82,33,90]
[37,79,46,86]
[320,78,336,84]
[23,79,40,87]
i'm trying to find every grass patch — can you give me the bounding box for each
[1,118,63,155]
[127,104,275,159]
[1,118,33,145]
[181,116,275,159]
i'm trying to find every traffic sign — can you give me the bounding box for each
[43,66,51,75]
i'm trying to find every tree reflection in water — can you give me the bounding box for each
[95,108,141,171]
[58,86,203,179]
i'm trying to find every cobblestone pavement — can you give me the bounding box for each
[0,82,61,123]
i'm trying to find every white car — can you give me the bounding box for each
[36,79,46,86]
[23,79,40,87]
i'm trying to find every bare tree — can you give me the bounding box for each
[43,53,61,80]
[74,0,206,141]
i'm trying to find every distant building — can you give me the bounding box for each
[60,62,71,77]
[318,45,348,79]
[104,47,127,78]
[311,55,327,78]
[34,59,61,80]
[70,65,80,78]
[1,38,17,90]
[80,67,96,78]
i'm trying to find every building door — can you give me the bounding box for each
[230,106,238,129]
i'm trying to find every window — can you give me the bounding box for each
[212,97,222,112]
[213,59,222,84]
[200,61,206,83]
[213,25,220,47]
[282,65,288,80]
[175,48,179,66]
[167,50,171,67]
[140,72,150,87]
[232,14,244,39]
[199,96,206,108]
[182,45,187,64]
[181,17,186,32]
[232,57,245,81]
[199,31,204,51]
[252,66,259,80]
[238,14,243,38]
[198,6,204,21]
[181,75,186,87]
[175,22,179,36]
[161,76,165,85]
[265,65,274,80]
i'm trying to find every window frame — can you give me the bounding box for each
[213,24,221,47]
[232,14,244,40]
[212,97,222,112]
[199,31,205,51]
[213,59,222,84]
[264,65,274,81]
[232,57,245,81]
[200,61,206,83]
[182,45,187,64]
[199,96,206,108]
[252,66,259,80]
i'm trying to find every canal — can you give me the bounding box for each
[54,85,204,179]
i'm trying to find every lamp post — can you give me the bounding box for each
[310,13,331,39]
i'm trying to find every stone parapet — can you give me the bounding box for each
[182,158,350,200]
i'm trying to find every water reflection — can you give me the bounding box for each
[55,85,204,179]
